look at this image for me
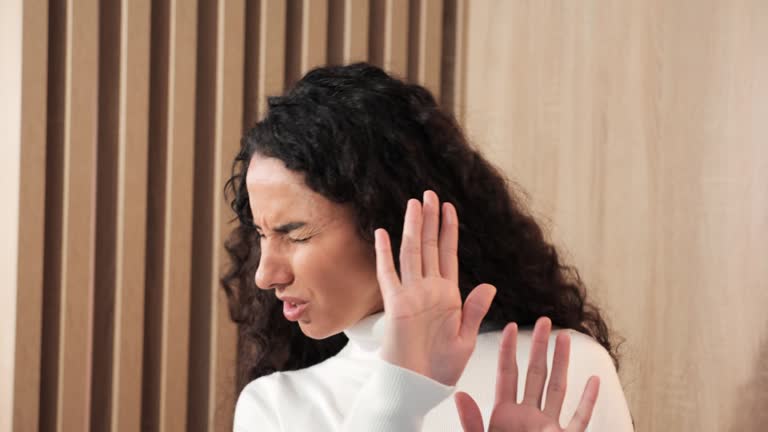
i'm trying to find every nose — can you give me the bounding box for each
[254,242,293,290]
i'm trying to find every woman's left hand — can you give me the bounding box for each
[374,190,497,386]
[453,317,601,432]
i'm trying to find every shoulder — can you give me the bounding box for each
[234,372,285,430]
[233,353,355,431]
[562,329,617,374]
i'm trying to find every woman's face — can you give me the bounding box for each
[246,154,384,339]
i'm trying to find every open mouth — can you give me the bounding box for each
[283,301,309,321]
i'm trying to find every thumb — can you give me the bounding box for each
[374,228,402,301]
[460,283,496,341]
[454,391,484,432]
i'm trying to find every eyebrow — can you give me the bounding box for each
[254,221,307,234]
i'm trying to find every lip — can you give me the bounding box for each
[278,296,309,305]
[282,301,309,321]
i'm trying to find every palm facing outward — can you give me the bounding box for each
[374,190,497,386]
[454,318,601,432]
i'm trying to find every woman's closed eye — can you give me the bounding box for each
[256,232,311,243]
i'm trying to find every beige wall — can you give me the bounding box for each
[464,1,768,431]
[0,1,23,432]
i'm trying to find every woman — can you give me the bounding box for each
[224,63,633,431]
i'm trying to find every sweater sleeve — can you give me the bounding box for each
[342,357,456,432]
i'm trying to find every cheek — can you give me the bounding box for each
[295,238,377,307]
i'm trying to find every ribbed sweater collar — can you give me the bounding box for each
[343,311,387,351]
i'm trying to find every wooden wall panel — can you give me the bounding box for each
[210,2,245,428]
[328,0,371,64]
[369,0,410,78]
[464,1,768,431]
[92,0,122,430]
[408,0,443,99]
[143,0,198,430]
[111,0,152,430]
[11,1,463,430]
[38,0,101,430]
[256,0,287,120]
[440,0,467,121]
[13,0,48,430]
[188,0,243,431]
[286,0,329,87]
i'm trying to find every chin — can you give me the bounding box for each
[298,321,332,340]
[298,319,347,340]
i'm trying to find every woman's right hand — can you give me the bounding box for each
[453,317,601,432]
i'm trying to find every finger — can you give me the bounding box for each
[565,376,600,432]
[438,202,459,283]
[374,229,402,299]
[543,330,571,421]
[454,392,484,432]
[399,199,423,283]
[495,322,519,406]
[421,190,441,277]
[459,284,496,341]
[521,316,552,408]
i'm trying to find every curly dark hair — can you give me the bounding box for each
[222,62,620,393]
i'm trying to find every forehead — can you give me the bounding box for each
[245,155,329,225]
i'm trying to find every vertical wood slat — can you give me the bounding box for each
[42,0,101,430]
[242,0,260,129]
[328,0,370,65]
[408,0,444,99]
[40,0,66,429]
[188,0,217,430]
[92,0,121,429]
[344,0,370,63]
[212,2,244,428]
[327,0,344,64]
[440,0,467,121]
[92,2,152,430]
[286,0,328,87]
[369,0,409,78]
[112,0,152,430]
[143,0,198,430]
[13,0,49,430]
[257,0,287,118]
[301,0,329,73]
[159,0,197,428]
[188,0,243,431]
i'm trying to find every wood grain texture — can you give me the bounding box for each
[143,0,197,430]
[188,0,242,431]
[257,0,287,118]
[112,0,151,430]
[329,0,370,65]
[408,0,443,100]
[440,0,467,122]
[13,0,48,430]
[464,1,768,430]
[369,0,410,78]
[38,0,101,430]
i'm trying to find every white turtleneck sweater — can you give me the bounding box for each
[233,312,634,431]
